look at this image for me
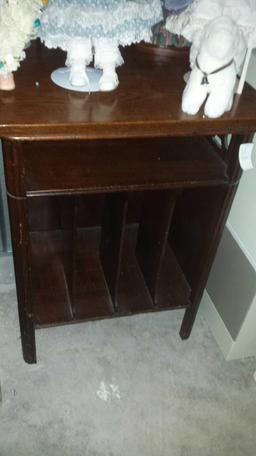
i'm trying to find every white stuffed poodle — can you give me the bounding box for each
[181,15,247,118]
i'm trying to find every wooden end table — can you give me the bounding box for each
[1,43,255,363]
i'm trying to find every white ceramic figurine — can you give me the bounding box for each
[182,16,246,118]
[39,0,163,91]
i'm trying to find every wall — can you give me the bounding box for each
[201,50,256,360]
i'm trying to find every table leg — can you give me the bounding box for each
[7,195,36,363]
[179,134,253,339]
[179,186,233,339]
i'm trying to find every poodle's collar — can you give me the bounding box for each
[196,58,234,85]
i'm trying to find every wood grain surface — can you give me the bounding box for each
[1,42,256,139]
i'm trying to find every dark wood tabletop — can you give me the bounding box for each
[1,41,256,140]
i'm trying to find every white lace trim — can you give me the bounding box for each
[41,1,162,34]
[40,28,153,50]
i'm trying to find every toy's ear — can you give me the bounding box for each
[233,31,247,74]
[189,29,202,68]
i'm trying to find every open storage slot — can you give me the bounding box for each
[24,136,228,196]
[136,189,179,305]
[29,192,191,328]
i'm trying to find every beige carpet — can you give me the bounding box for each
[0,255,256,456]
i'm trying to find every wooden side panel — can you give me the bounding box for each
[100,193,128,310]
[136,190,178,304]
[59,196,77,316]
[170,132,255,339]
[1,140,26,197]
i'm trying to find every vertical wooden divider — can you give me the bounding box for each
[136,190,178,305]
[60,195,77,318]
[100,193,128,311]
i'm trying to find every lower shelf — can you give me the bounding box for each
[30,226,191,328]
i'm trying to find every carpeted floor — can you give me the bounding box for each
[0,255,255,456]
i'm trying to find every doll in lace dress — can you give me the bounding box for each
[39,0,163,91]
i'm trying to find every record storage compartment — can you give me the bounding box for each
[22,135,228,328]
